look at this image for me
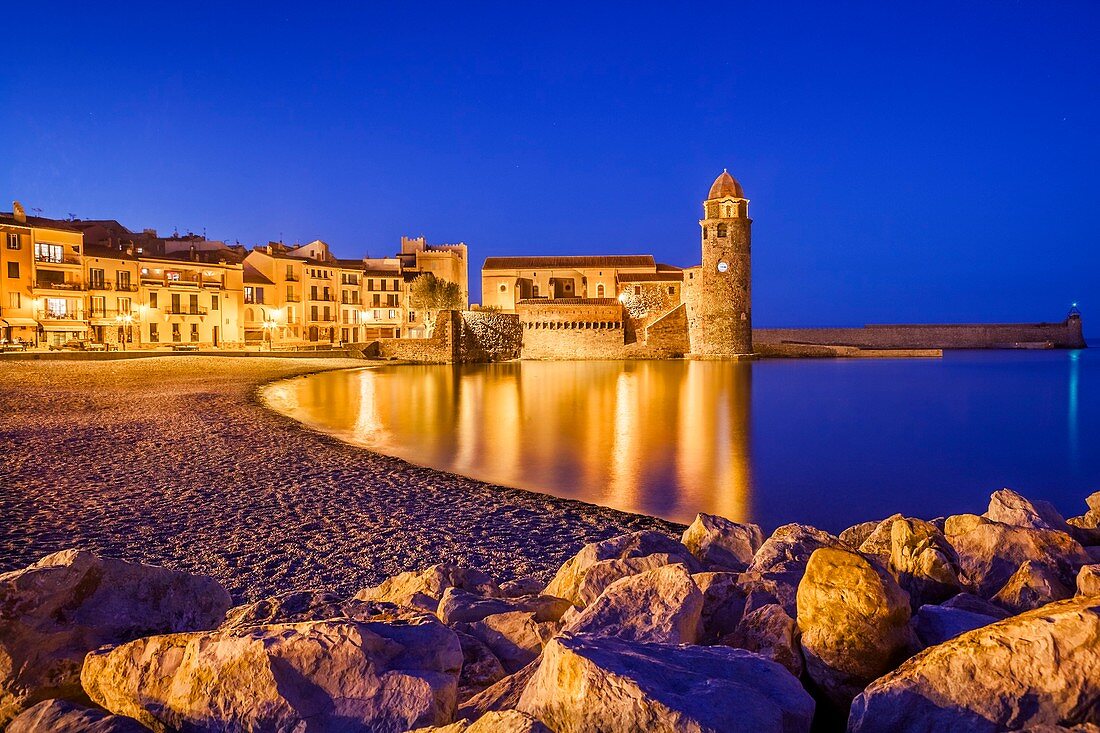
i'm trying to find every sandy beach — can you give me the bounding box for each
[0,356,678,601]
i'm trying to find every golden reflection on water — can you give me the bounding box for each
[270,361,754,524]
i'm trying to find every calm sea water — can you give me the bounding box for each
[264,349,1098,532]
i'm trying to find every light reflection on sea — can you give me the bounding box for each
[265,350,1097,532]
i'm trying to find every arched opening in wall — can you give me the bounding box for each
[597,284,604,297]
[245,307,255,323]
[308,325,318,341]
[717,224,728,238]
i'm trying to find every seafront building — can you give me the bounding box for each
[0,205,468,349]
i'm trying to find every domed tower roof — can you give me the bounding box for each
[708,169,744,199]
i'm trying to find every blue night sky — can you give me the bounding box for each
[3,2,1097,332]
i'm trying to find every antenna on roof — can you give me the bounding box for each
[31,207,43,217]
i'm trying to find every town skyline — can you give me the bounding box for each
[3,3,1097,333]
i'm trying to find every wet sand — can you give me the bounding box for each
[0,357,679,602]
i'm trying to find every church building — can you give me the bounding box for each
[480,170,753,359]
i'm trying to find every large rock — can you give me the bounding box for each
[944,514,1089,597]
[912,604,999,648]
[985,487,1069,531]
[838,520,881,550]
[82,618,462,733]
[544,531,699,608]
[222,588,428,628]
[849,596,1100,733]
[457,660,541,720]
[438,588,570,626]
[889,517,962,607]
[560,564,702,644]
[356,564,500,612]
[500,577,546,598]
[6,699,148,733]
[857,514,905,559]
[693,571,746,642]
[940,592,1010,619]
[409,710,551,733]
[796,547,914,707]
[459,611,557,674]
[741,523,845,617]
[1079,565,1100,597]
[990,560,1074,613]
[1067,491,1100,545]
[720,602,803,677]
[0,549,230,726]
[517,633,815,733]
[681,513,763,569]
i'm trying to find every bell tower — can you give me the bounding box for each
[687,169,752,356]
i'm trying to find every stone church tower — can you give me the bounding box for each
[686,170,753,357]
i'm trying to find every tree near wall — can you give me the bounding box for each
[409,273,464,337]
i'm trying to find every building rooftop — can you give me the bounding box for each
[616,271,684,282]
[0,213,81,231]
[484,255,656,270]
[708,169,744,200]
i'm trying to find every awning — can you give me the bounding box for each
[0,317,39,327]
[39,322,88,332]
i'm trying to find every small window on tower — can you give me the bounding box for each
[717,224,728,238]
[701,226,707,237]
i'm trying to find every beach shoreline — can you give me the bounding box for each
[0,356,680,602]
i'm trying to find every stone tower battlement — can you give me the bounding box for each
[685,169,753,357]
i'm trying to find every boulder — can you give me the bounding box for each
[6,699,148,733]
[544,531,699,608]
[0,549,231,726]
[356,564,500,612]
[796,547,914,707]
[1078,565,1100,597]
[693,571,746,642]
[517,633,815,733]
[984,487,1069,531]
[438,588,570,626]
[1067,492,1100,545]
[456,631,506,702]
[911,604,999,648]
[500,577,546,598]
[459,611,557,674]
[838,520,881,550]
[82,618,462,733]
[560,564,702,645]
[741,523,845,617]
[408,710,550,733]
[719,602,803,678]
[457,660,541,720]
[990,560,1074,613]
[857,514,905,559]
[889,517,962,607]
[680,513,763,569]
[944,514,1089,597]
[940,592,1010,619]
[849,596,1100,733]
[221,588,428,628]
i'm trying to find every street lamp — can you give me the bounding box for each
[115,313,134,351]
[262,308,285,351]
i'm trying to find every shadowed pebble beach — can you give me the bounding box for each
[0,356,680,601]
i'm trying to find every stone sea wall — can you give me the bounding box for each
[376,311,522,364]
[4,487,1100,732]
[756,316,1086,350]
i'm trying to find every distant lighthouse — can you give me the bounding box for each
[686,169,753,357]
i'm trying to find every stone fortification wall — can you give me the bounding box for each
[754,317,1086,350]
[640,303,690,358]
[518,299,627,359]
[457,310,522,362]
[377,311,458,363]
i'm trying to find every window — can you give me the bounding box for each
[34,243,63,263]
[166,270,181,281]
[380,279,387,292]
[634,286,641,295]
[46,297,67,317]
[172,323,181,342]
[701,226,707,238]
[6,262,18,279]
[6,233,19,249]
[211,295,220,311]
[393,279,400,291]
[245,286,263,304]
[189,294,199,313]
[117,271,131,290]
[171,293,181,314]
[286,264,295,279]
[388,309,397,319]
[310,286,318,300]
[532,285,539,297]
[323,306,331,321]
[499,284,507,292]
[597,284,605,297]
[409,311,417,322]
[367,279,374,291]
[190,323,199,341]
[149,292,158,309]
[310,305,318,321]
[118,298,131,315]
[89,268,105,289]
[91,296,106,316]
[149,323,159,343]
[667,286,675,295]
[717,224,728,238]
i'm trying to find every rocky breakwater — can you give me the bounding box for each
[2,488,1100,732]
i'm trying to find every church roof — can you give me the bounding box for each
[483,255,655,271]
[708,170,744,199]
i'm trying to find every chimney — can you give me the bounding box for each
[12,201,26,224]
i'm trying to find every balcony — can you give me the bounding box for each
[285,295,301,303]
[202,278,224,289]
[285,274,300,282]
[35,253,81,267]
[163,307,208,316]
[308,294,337,302]
[36,309,86,321]
[115,283,139,292]
[34,280,85,292]
[244,297,265,305]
